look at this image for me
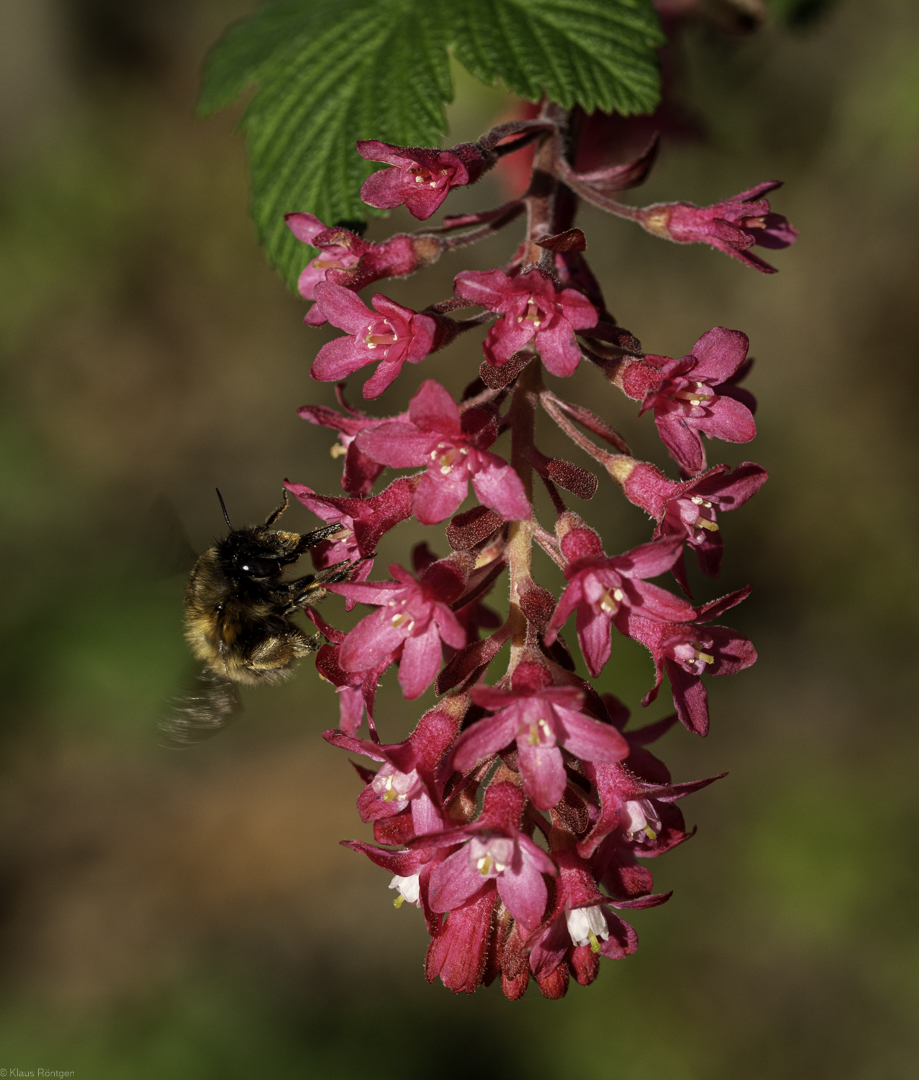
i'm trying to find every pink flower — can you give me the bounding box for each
[637,181,797,273]
[356,379,530,524]
[526,848,668,991]
[454,267,597,377]
[621,587,758,735]
[580,756,723,860]
[331,560,467,700]
[619,327,757,474]
[544,525,695,678]
[324,706,460,836]
[286,213,427,324]
[284,477,416,601]
[357,140,488,220]
[421,782,556,930]
[613,458,768,591]
[311,282,436,399]
[452,662,630,811]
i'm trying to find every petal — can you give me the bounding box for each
[398,625,443,699]
[285,212,328,245]
[517,740,567,811]
[697,461,768,508]
[409,380,462,435]
[414,470,468,525]
[544,579,584,644]
[433,604,468,650]
[452,710,521,770]
[688,327,749,382]
[535,319,583,377]
[470,457,530,520]
[311,336,376,382]
[357,422,435,467]
[613,537,684,580]
[575,602,612,678]
[339,610,406,672]
[314,281,374,334]
[630,580,696,621]
[362,359,405,399]
[558,288,599,330]
[656,413,704,474]
[428,845,488,913]
[597,909,639,959]
[355,140,409,166]
[702,396,757,444]
[454,268,516,311]
[360,168,411,210]
[665,660,709,735]
[552,706,629,763]
[497,858,549,930]
[706,624,757,676]
[485,319,536,363]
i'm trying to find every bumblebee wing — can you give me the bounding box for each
[160,668,243,747]
[141,494,199,578]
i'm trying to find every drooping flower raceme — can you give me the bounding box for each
[257,94,785,999]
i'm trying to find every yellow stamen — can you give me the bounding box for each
[696,518,719,532]
[330,442,347,459]
[393,894,405,908]
[588,930,602,953]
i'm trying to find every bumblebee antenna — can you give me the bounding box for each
[215,488,233,531]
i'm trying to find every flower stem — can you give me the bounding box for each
[505,336,547,673]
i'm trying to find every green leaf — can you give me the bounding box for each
[199,0,663,290]
[446,0,664,115]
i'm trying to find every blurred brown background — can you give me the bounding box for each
[1,0,918,1076]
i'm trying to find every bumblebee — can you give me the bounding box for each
[163,490,352,744]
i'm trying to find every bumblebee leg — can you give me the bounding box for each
[293,523,348,553]
[243,625,322,681]
[278,560,354,613]
[263,490,290,527]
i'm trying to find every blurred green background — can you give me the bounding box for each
[1,0,918,1076]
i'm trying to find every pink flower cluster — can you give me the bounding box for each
[280,100,792,997]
